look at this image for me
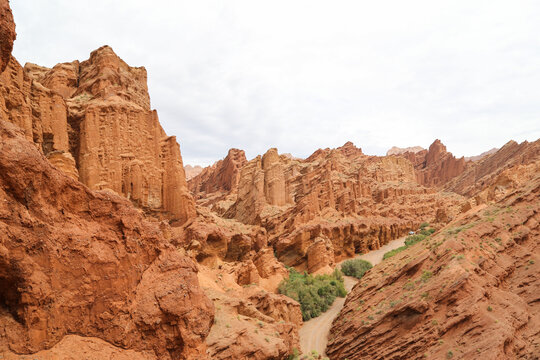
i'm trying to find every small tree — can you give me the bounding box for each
[341,259,373,279]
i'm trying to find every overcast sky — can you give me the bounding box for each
[11,1,540,166]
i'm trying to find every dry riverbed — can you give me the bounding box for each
[299,237,407,356]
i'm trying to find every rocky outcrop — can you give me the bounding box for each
[465,147,498,162]
[214,143,464,272]
[386,145,425,156]
[189,148,247,195]
[412,140,467,187]
[224,148,297,225]
[0,45,195,224]
[0,120,214,359]
[0,0,15,73]
[178,207,267,266]
[326,164,540,359]
[185,164,203,180]
[196,247,300,360]
[2,335,157,360]
[444,139,540,198]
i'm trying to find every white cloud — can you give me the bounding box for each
[11,0,540,165]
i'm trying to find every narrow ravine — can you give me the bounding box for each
[299,237,407,356]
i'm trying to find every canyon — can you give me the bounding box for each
[1,1,539,359]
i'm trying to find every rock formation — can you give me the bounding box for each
[392,139,467,187]
[189,143,464,273]
[0,121,214,359]
[444,139,540,198]
[185,164,203,180]
[0,45,195,224]
[189,148,247,195]
[465,147,498,162]
[194,233,301,359]
[0,0,15,73]
[386,145,425,156]
[326,159,540,359]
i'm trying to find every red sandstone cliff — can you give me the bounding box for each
[444,139,540,199]
[409,140,468,187]
[185,164,203,180]
[326,158,540,359]
[189,148,247,195]
[0,4,211,358]
[0,120,214,359]
[188,143,464,274]
[0,45,195,224]
[0,0,15,73]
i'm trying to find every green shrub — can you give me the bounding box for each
[419,228,436,236]
[420,222,430,230]
[383,245,408,260]
[383,233,431,260]
[278,268,347,321]
[341,259,373,279]
[421,270,433,282]
[405,234,427,246]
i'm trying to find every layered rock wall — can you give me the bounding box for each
[0,120,214,359]
[327,163,540,359]
[0,45,195,224]
[0,0,15,73]
[188,148,247,195]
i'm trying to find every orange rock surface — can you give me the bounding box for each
[185,164,203,180]
[326,160,540,359]
[189,143,463,274]
[0,0,15,73]
[396,139,468,187]
[0,121,214,359]
[189,148,247,195]
[0,45,195,224]
[444,139,540,198]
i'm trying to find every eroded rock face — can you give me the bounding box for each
[189,148,247,195]
[386,145,425,156]
[0,121,214,359]
[2,335,157,360]
[220,143,463,270]
[198,264,301,360]
[185,164,203,180]
[326,163,540,359]
[0,0,15,73]
[444,139,540,198]
[0,46,195,224]
[406,139,468,187]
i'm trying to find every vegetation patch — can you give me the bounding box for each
[383,233,430,260]
[405,234,428,246]
[279,268,346,321]
[383,245,408,260]
[341,259,373,279]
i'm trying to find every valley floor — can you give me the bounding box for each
[299,236,407,356]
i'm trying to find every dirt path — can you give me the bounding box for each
[299,237,406,356]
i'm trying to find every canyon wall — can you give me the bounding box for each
[191,142,464,273]
[0,44,195,224]
[327,158,540,360]
[0,0,15,73]
[0,118,214,360]
[444,139,540,198]
[396,140,468,187]
[189,148,247,195]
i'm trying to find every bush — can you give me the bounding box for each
[404,234,427,246]
[384,233,430,260]
[341,259,373,279]
[278,268,347,321]
[419,222,430,230]
[383,245,408,260]
[419,228,436,236]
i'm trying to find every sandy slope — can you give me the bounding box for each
[299,237,407,356]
